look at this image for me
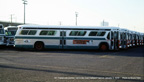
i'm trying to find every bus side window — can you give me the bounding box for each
[28,30,37,35]
[77,31,86,36]
[47,31,56,35]
[107,32,110,39]
[40,31,48,35]
[20,30,29,35]
[69,31,78,36]
[89,31,98,36]
[97,32,106,36]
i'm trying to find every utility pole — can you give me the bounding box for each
[75,12,78,26]
[10,14,13,25]
[22,0,27,24]
[59,21,62,25]
[10,14,14,26]
[103,20,104,26]
[118,24,120,27]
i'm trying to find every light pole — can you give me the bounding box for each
[75,12,78,26]
[10,14,14,25]
[22,0,27,24]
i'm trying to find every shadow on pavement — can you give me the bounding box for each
[0,64,143,82]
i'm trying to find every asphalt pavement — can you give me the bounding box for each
[0,46,144,82]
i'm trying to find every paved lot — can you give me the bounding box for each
[0,46,144,82]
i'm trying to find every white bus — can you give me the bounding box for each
[0,24,6,46]
[119,28,129,49]
[142,33,144,45]
[139,33,143,46]
[134,31,139,46]
[4,26,18,46]
[15,25,120,51]
[129,30,134,47]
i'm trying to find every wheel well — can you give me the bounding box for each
[99,42,109,49]
[34,41,44,48]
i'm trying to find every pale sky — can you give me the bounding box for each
[0,0,144,32]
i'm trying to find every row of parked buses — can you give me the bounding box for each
[14,25,144,51]
[0,24,143,51]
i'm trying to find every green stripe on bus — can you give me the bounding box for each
[15,36,106,40]
[15,45,99,49]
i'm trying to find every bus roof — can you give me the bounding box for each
[18,25,120,30]
[5,26,18,28]
[4,26,18,30]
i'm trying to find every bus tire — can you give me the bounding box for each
[34,41,44,51]
[99,43,108,51]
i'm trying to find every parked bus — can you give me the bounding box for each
[139,32,144,46]
[0,24,6,46]
[129,30,134,47]
[15,25,120,51]
[142,33,144,46]
[4,26,18,46]
[119,28,129,49]
[135,31,140,46]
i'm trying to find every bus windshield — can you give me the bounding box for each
[0,29,4,34]
[5,31,16,36]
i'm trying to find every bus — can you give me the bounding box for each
[135,31,140,46]
[139,33,143,46]
[15,25,120,51]
[0,24,6,46]
[129,30,134,47]
[119,28,129,49]
[4,26,18,46]
[142,33,144,45]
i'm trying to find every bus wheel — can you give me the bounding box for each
[100,44,108,51]
[34,42,44,51]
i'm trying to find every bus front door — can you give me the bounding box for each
[111,31,114,50]
[111,31,119,50]
[60,31,66,49]
[114,31,119,50]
